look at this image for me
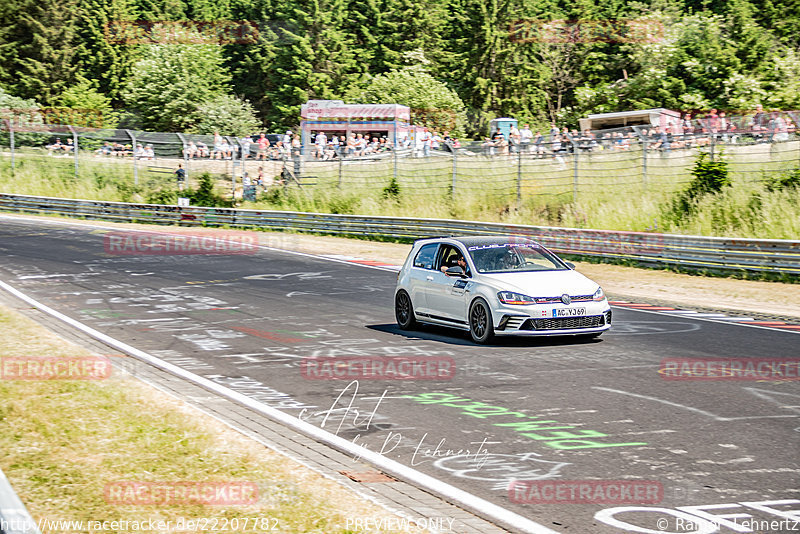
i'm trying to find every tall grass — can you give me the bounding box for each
[2,145,799,239]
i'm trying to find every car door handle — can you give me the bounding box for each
[426,276,434,281]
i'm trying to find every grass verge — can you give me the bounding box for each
[0,301,426,533]
[2,145,800,239]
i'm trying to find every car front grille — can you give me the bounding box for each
[534,294,594,304]
[522,314,606,331]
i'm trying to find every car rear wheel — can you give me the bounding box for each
[395,290,416,330]
[469,298,494,344]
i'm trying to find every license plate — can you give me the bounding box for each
[553,307,587,317]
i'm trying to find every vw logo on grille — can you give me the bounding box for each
[560,294,571,305]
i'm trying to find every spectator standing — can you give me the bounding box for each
[520,124,533,153]
[772,112,789,142]
[533,131,544,158]
[549,123,559,142]
[241,135,253,159]
[682,113,694,135]
[174,163,186,191]
[431,131,442,151]
[314,131,327,158]
[213,132,224,158]
[751,104,767,131]
[420,127,432,157]
[256,134,269,160]
[509,124,521,153]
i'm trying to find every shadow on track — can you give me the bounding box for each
[367,324,604,348]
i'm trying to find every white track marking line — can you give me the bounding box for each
[612,306,800,334]
[0,278,559,534]
[593,387,800,422]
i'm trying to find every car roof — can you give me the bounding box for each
[416,235,543,248]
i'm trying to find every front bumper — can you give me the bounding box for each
[495,308,612,336]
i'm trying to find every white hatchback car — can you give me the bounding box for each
[394,236,612,343]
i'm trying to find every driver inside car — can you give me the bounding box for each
[441,254,468,275]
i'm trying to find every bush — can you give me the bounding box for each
[766,167,800,192]
[668,151,730,221]
[328,195,360,214]
[382,176,401,202]
[186,173,232,207]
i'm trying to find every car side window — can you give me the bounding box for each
[437,245,459,271]
[438,245,471,276]
[413,244,439,269]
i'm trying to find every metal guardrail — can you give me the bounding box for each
[0,192,798,276]
[0,467,40,534]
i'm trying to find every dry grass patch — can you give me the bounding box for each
[0,303,428,533]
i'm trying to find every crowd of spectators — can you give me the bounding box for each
[43,106,797,163]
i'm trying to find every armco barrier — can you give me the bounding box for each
[0,193,798,276]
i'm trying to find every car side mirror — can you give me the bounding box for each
[565,262,576,270]
[445,266,467,277]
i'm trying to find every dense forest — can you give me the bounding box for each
[0,0,798,137]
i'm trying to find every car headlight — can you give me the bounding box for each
[498,291,536,305]
[593,287,605,301]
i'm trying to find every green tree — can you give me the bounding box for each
[226,0,280,128]
[346,57,468,136]
[0,0,80,104]
[55,78,120,128]
[123,44,231,131]
[187,94,262,136]
[259,0,361,129]
[343,0,448,75]
[73,0,140,105]
[442,0,555,136]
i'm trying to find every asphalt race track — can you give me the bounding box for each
[1,216,799,534]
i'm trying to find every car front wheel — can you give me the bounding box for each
[469,298,494,344]
[395,290,416,330]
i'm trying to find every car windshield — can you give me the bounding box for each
[467,242,567,273]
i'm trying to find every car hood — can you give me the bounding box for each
[479,270,600,297]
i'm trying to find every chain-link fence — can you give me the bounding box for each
[1,113,799,203]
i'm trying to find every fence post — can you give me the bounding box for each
[68,125,79,180]
[126,129,138,186]
[516,147,522,204]
[6,119,15,175]
[237,137,246,181]
[571,138,579,202]
[642,137,648,192]
[338,150,343,189]
[451,148,457,197]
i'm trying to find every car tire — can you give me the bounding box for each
[395,290,417,330]
[469,298,494,344]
